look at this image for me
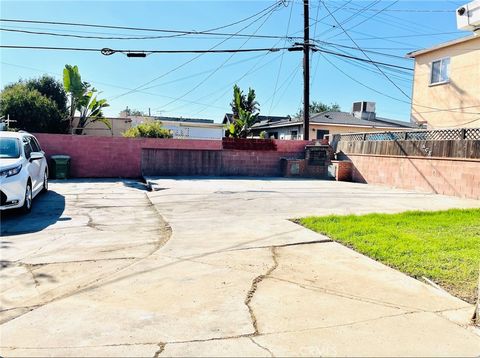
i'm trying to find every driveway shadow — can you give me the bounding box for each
[0,191,66,236]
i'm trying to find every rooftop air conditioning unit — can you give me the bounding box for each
[352,101,376,113]
[352,101,376,120]
[457,0,480,32]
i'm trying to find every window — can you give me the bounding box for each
[430,58,450,85]
[316,129,330,140]
[291,130,298,140]
[23,137,33,159]
[30,137,42,152]
[28,137,41,152]
[0,138,20,158]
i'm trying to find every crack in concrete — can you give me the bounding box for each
[227,239,333,252]
[1,193,172,325]
[23,264,40,293]
[249,337,274,357]
[244,246,279,336]
[152,342,166,357]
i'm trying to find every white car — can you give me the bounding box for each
[0,131,48,213]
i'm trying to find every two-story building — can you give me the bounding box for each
[407,34,480,128]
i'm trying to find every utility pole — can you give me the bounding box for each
[303,0,310,140]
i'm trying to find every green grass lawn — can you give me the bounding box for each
[298,209,480,304]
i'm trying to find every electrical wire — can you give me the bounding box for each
[268,0,294,116]
[326,0,399,41]
[0,61,228,110]
[315,40,411,60]
[319,53,480,115]
[168,51,285,116]
[0,44,287,54]
[0,4,303,42]
[317,5,457,13]
[315,0,382,39]
[314,48,413,71]
[152,4,279,113]
[108,2,284,102]
[320,1,412,100]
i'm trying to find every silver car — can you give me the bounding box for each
[0,131,48,213]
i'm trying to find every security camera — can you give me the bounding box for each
[458,7,466,15]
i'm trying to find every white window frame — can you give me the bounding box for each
[430,57,450,86]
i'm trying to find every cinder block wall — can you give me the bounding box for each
[35,134,309,178]
[347,154,480,200]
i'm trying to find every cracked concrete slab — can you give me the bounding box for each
[1,344,160,357]
[270,243,471,312]
[161,337,270,357]
[253,311,480,357]
[1,178,479,356]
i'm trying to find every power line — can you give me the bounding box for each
[153,4,279,112]
[315,40,411,60]
[268,0,294,116]
[332,31,462,41]
[319,5,456,13]
[0,7,304,42]
[0,26,298,41]
[0,44,287,54]
[315,0,382,39]
[314,48,413,71]
[311,0,355,86]
[170,51,286,116]
[320,53,480,115]
[320,1,412,100]
[326,0,399,41]
[0,61,228,110]
[108,3,283,102]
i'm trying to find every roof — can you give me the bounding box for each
[155,116,214,124]
[222,113,290,125]
[0,130,33,138]
[251,111,414,130]
[406,34,479,58]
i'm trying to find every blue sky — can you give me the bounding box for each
[0,0,470,123]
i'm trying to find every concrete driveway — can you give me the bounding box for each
[1,178,479,357]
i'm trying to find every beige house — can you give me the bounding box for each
[72,116,224,139]
[238,102,414,140]
[407,34,480,128]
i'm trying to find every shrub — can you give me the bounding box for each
[0,84,68,133]
[123,121,173,138]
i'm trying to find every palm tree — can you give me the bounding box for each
[228,84,260,138]
[63,65,111,135]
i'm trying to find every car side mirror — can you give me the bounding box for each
[29,152,44,162]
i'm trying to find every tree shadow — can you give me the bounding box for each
[0,191,66,236]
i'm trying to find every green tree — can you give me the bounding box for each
[123,121,172,138]
[227,85,260,138]
[230,84,259,118]
[25,75,68,115]
[295,101,341,118]
[0,84,67,133]
[63,64,111,134]
[121,108,146,117]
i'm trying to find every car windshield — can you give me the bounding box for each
[0,137,21,158]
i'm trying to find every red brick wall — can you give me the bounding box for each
[35,134,309,178]
[347,154,480,200]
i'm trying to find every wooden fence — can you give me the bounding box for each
[333,128,480,159]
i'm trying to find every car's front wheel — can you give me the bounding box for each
[42,170,48,193]
[21,181,33,213]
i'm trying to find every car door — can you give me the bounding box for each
[23,136,42,193]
